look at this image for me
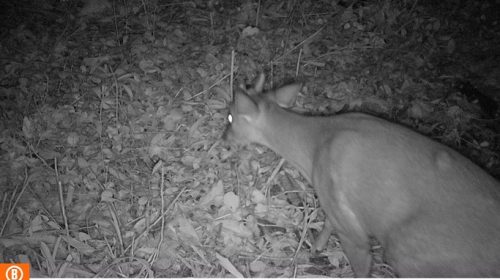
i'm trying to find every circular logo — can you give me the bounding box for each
[6,265,24,280]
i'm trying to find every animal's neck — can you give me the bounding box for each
[258,107,325,183]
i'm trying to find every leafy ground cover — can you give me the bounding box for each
[1,0,499,277]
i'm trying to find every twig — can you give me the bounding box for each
[55,158,71,251]
[187,73,232,101]
[230,50,235,101]
[294,207,317,263]
[94,256,154,278]
[295,48,302,77]
[0,168,30,236]
[124,186,187,254]
[108,202,125,253]
[24,140,52,170]
[256,0,261,27]
[150,164,167,265]
[271,25,325,64]
[264,158,286,201]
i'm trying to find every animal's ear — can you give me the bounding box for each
[271,83,302,108]
[253,73,265,94]
[233,89,259,120]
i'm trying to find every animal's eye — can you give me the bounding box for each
[227,114,233,123]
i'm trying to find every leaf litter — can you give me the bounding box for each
[0,0,499,277]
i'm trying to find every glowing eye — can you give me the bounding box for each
[228,114,233,123]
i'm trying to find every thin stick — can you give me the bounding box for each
[55,158,70,240]
[295,48,302,77]
[255,0,261,27]
[271,25,325,64]
[0,168,30,236]
[108,202,124,253]
[187,73,232,101]
[230,50,235,101]
[123,186,187,254]
[264,158,286,205]
[150,164,167,265]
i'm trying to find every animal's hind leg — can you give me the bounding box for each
[312,219,334,252]
[338,231,372,277]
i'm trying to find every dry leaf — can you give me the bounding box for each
[199,180,224,208]
[216,252,244,277]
